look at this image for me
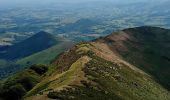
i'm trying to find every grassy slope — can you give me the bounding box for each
[16,41,74,67]
[101,26,170,90]
[0,64,50,100]
[2,27,170,100]
[0,40,74,79]
[25,43,170,100]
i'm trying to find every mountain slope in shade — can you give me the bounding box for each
[0,31,59,60]
[97,26,170,90]
[1,26,170,100]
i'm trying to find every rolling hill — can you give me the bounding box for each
[0,31,59,60]
[1,26,170,100]
[16,40,75,67]
[56,19,99,34]
[0,31,74,79]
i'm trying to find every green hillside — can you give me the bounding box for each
[0,31,58,60]
[100,26,170,90]
[26,41,170,100]
[1,26,170,100]
[0,64,50,100]
[0,31,74,79]
[16,41,75,67]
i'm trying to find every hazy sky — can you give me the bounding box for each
[0,0,168,7]
[0,0,165,4]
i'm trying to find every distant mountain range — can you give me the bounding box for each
[56,19,99,34]
[1,26,170,100]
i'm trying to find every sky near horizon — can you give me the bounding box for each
[0,0,167,4]
[0,0,168,7]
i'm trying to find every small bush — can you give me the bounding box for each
[18,76,39,91]
[2,84,27,100]
[30,64,48,75]
[47,91,61,99]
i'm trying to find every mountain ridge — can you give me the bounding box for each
[1,26,170,100]
[98,26,170,90]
